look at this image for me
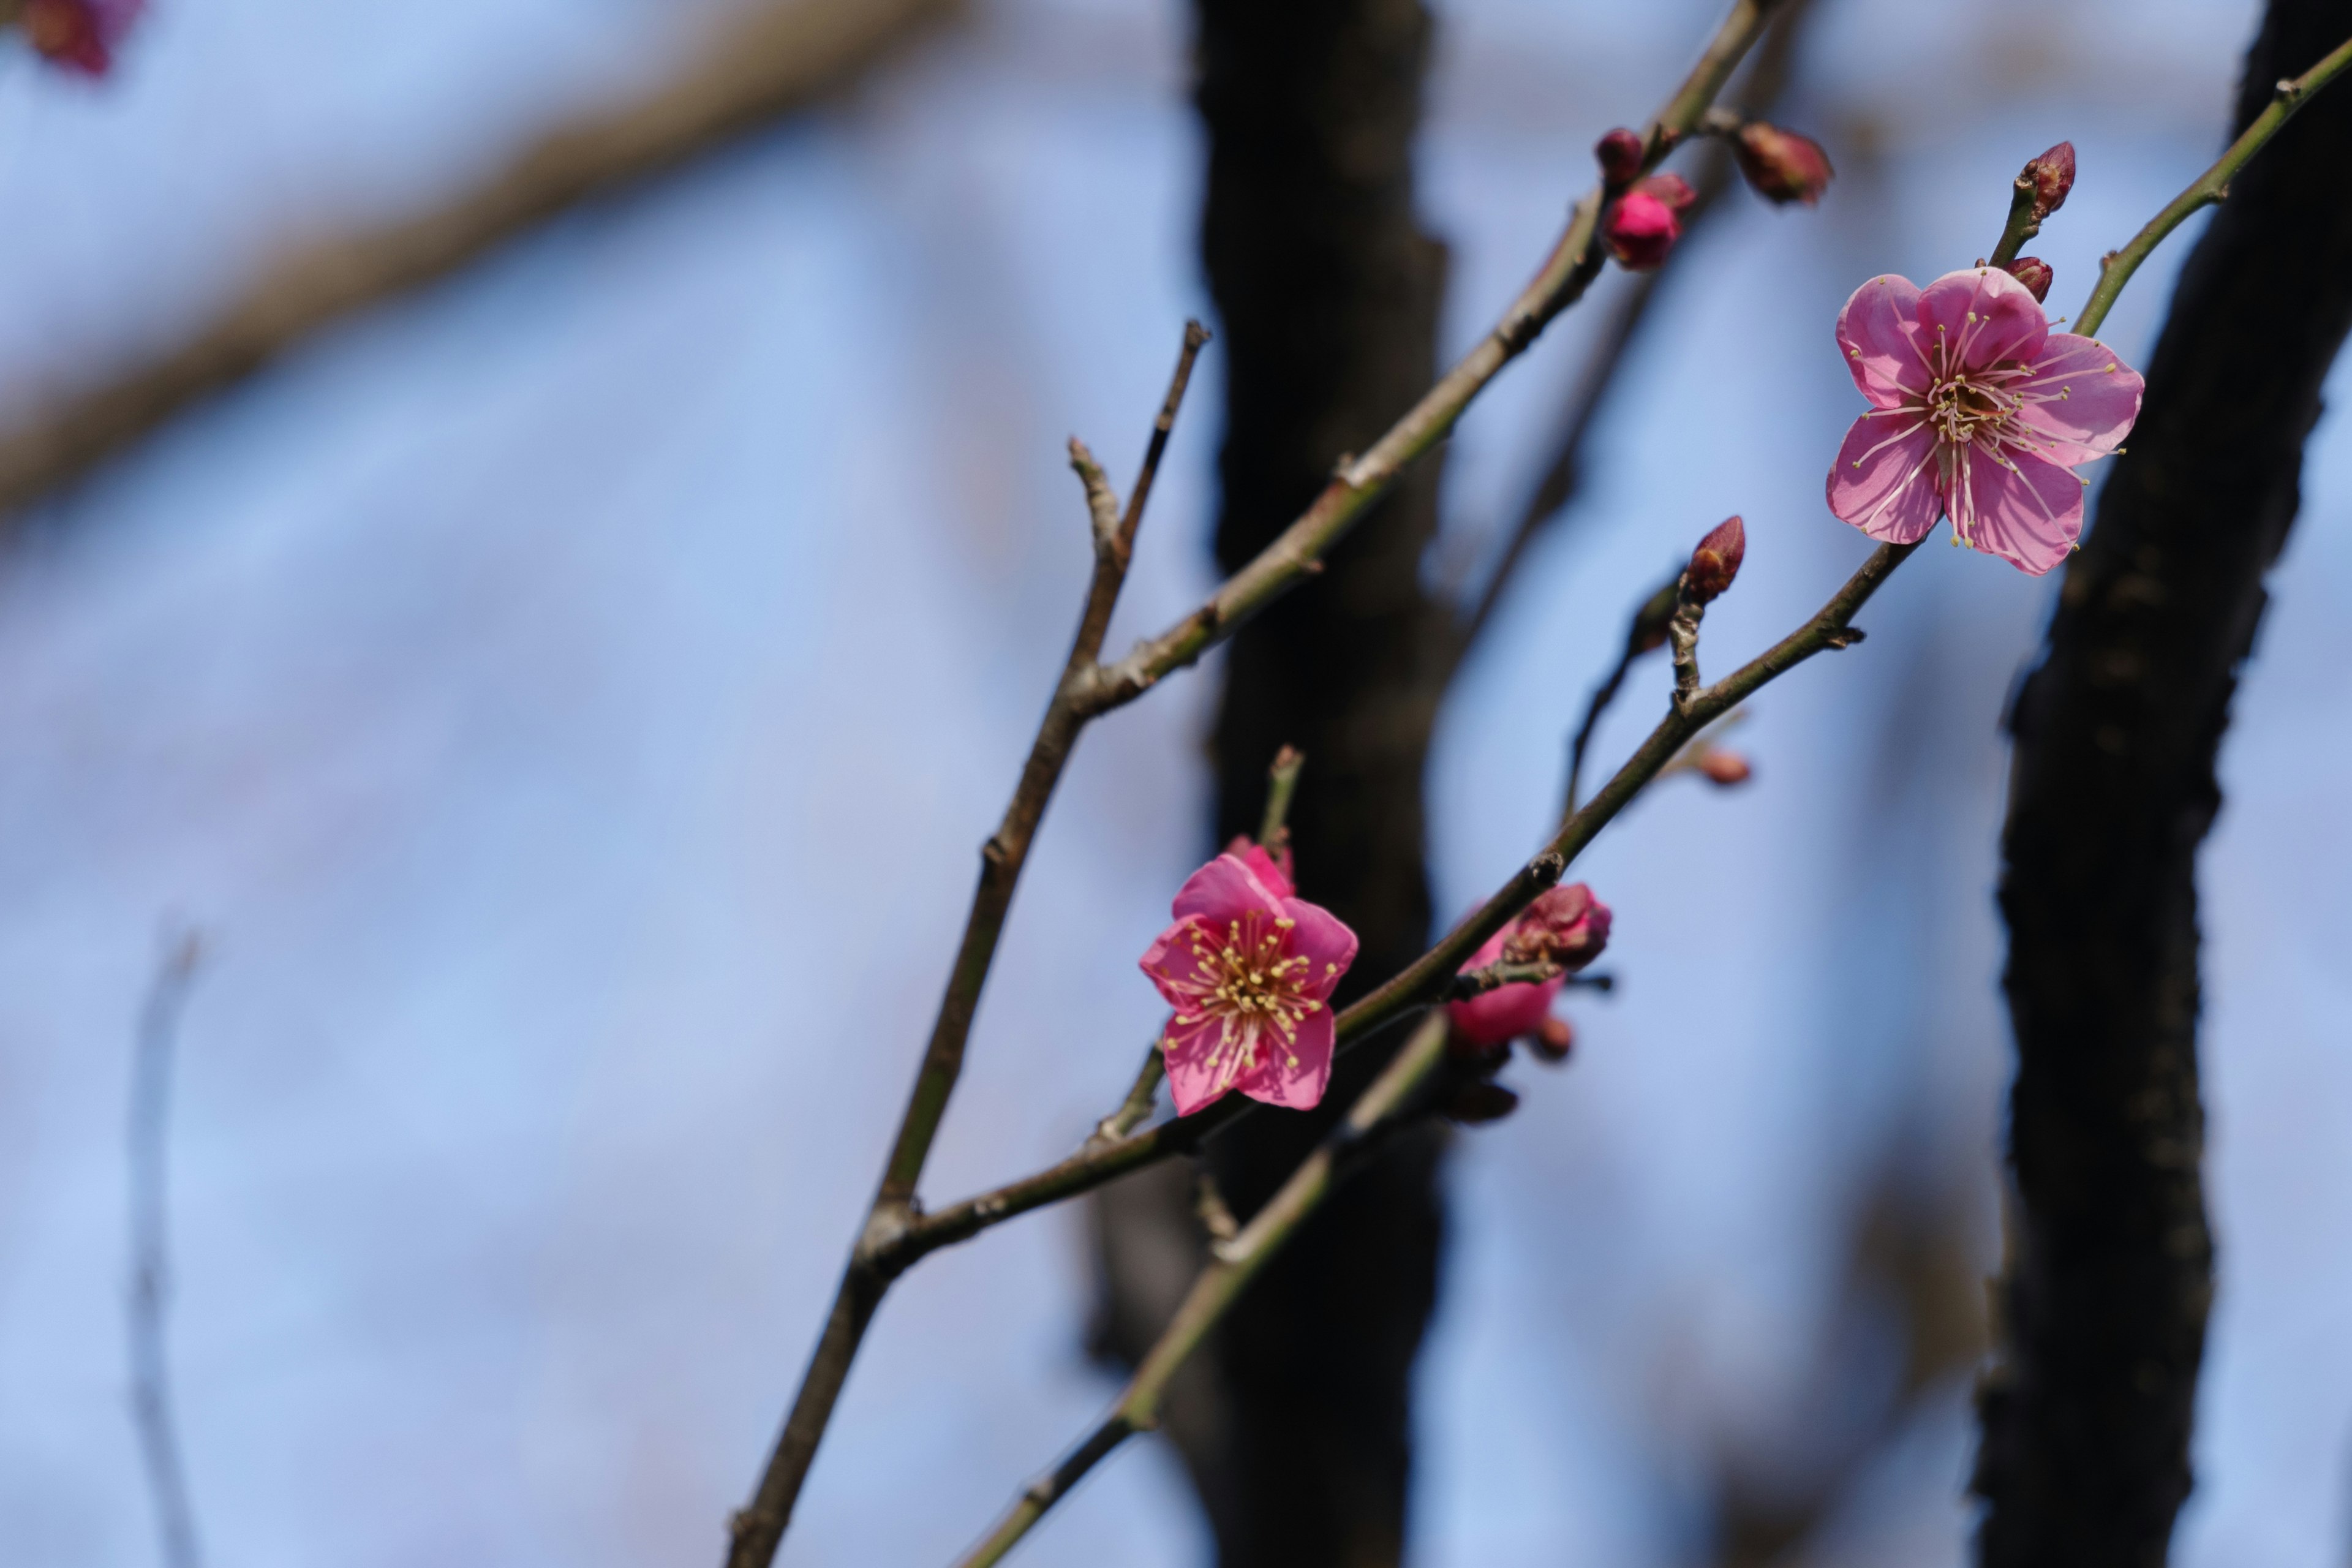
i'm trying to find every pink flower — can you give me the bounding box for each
[1140,853,1358,1116]
[1221,834,1294,899]
[1604,175,1695,270]
[21,0,143,76]
[1826,268,2143,575]
[1448,884,1613,1050]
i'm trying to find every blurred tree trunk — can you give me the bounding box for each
[1090,1,1452,1564]
[1977,2,2352,1562]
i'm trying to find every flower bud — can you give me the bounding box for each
[1603,176,1694,271]
[1446,1080,1521,1126]
[1732,122,1834,206]
[1682,514,1746,605]
[1697,750,1753,786]
[2022,141,2075,221]
[1530,1016,1575,1063]
[21,0,140,75]
[1594,127,1646,187]
[2003,255,2053,304]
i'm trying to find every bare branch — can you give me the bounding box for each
[128,924,207,1568]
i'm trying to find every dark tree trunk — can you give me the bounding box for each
[1975,3,2352,1562]
[1090,2,1452,1564]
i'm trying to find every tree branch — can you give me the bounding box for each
[0,0,963,521]
[128,925,207,1568]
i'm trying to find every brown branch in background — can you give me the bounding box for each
[1447,0,1817,665]
[722,321,1207,1568]
[128,925,207,1568]
[0,0,962,521]
[1978,3,2352,1561]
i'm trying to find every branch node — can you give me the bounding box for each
[1823,626,1867,650]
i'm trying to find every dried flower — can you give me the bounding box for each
[1683,514,1746,604]
[1697,750,1753,786]
[1595,127,1646,187]
[1827,268,2143,575]
[2022,141,2076,221]
[1604,175,1695,271]
[1449,884,1613,1050]
[21,0,143,76]
[1140,852,1357,1115]
[2003,255,2053,303]
[1732,122,1834,206]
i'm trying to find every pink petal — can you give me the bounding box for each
[1161,1016,1241,1116]
[1448,978,1562,1047]
[1915,267,2048,377]
[1826,413,1943,544]
[1279,896,1359,1000]
[1834,274,1931,406]
[1170,852,1283,927]
[2007,334,2144,466]
[1223,837,1295,899]
[1138,917,1218,1010]
[1246,1008,1334,1110]
[1952,445,2084,576]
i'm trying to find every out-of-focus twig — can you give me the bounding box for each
[0,0,962,521]
[127,924,206,1568]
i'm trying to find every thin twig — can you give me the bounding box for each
[1564,571,1681,816]
[1256,744,1305,853]
[951,1012,1458,1568]
[723,320,1207,1568]
[128,925,207,1568]
[0,0,965,522]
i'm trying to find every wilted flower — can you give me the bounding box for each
[1732,122,1834,206]
[1140,852,1357,1115]
[20,0,143,76]
[1448,884,1612,1050]
[1604,175,1695,270]
[1826,267,2143,575]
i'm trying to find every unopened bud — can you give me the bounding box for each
[1502,883,1613,971]
[1531,1016,1575,1063]
[1683,514,1746,605]
[1446,1080,1521,1126]
[2022,141,2076,221]
[2003,255,2053,303]
[1595,127,1645,187]
[1697,750,1753,786]
[1603,175,1694,271]
[1732,122,1834,206]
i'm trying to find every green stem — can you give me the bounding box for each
[1256,745,1305,848]
[2076,30,2352,337]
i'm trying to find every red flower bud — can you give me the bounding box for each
[1603,176,1694,271]
[1446,1080,1521,1126]
[1697,750,1753,786]
[1732,122,1835,206]
[1683,514,1746,604]
[1594,127,1646,187]
[2003,255,2053,303]
[1531,1016,1575,1063]
[2022,141,2075,221]
[1501,883,1613,970]
[21,0,141,75]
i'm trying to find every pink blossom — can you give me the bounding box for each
[1448,884,1613,1050]
[1140,852,1357,1116]
[22,0,143,76]
[1826,268,2143,575]
[1221,834,1294,899]
[1604,175,1695,271]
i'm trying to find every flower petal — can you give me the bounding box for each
[2006,333,2144,466]
[1139,916,1218,1011]
[1161,1017,1239,1117]
[1834,274,1931,406]
[1280,895,1359,1000]
[1449,976,1562,1047]
[1826,413,1943,544]
[1170,852,1283,927]
[1245,1008,1333,1110]
[1915,266,2048,377]
[1223,837,1295,899]
[1953,444,2084,575]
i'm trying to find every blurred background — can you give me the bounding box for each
[1,0,2347,1564]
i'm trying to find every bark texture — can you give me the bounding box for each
[1091,2,1452,1563]
[1976,3,2352,1562]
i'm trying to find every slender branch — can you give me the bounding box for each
[1446,958,1562,1001]
[2075,29,2352,337]
[1075,0,1792,719]
[1088,1039,1167,1152]
[129,927,208,1568]
[1668,579,1707,707]
[0,0,964,522]
[1256,744,1305,851]
[1564,572,1681,815]
[951,1012,1458,1568]
[723,322,1206,1568]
